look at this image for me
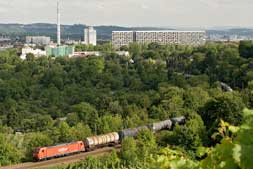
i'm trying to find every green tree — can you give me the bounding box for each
[239,41,253,58]
[200,109,253,169]
[121,137,138,166]
[23,132,53,161]
[50,121,72,143]
[136,129,157,161]
[129,43,142,59]
[66,112,80,126]
[201,93,244,131]
[0,133,22,166]
[162,112,206,150]
[69,123,92,141]
[149,148,198,169]
[183,87,210,111]
[97,115,123,134]
[71,102,99,132]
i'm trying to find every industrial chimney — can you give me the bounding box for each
[57,0,61,45]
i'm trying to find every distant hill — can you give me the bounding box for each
[0,23,172,41]
[0,24,25,34]
[1,23,253,41]
[207,28,253,36]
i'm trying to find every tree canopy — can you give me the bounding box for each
[1,42,253,168]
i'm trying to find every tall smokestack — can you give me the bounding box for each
[57,0,61,45]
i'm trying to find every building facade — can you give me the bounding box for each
[112,31,134,48]
[0,37,13,51]
[112,31,206,48]
[45,45,75,57]
[20,46,46,60]
[69,51,129,58]
[26,36,51,45]
[84,27,97,46]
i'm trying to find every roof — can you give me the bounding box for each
[112,30,206,33]
[41,141,82,149]
[112,31,134,33]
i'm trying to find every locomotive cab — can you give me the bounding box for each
[33,147,47,161]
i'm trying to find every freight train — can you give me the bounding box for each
[33,116,185,161]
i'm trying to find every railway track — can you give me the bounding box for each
[2,145,121,169]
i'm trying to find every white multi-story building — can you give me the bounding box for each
[112,31,134,48]
[20,46,46,60]
[26,36,51,45]
[84,26,97,46]
[112,30,206,48]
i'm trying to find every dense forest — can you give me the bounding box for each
[0,41,253,168]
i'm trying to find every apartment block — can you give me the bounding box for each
[112,31,206,48]
[84,26,97,46]
[26,36,51,45]
[112,31,135,48]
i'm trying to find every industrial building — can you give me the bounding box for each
[45,45,75,57]
[26,36,51,45]
[84,26,97,46]
[112,30,206,48]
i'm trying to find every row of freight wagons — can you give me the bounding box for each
[33,116,185,160]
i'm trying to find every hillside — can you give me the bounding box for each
[0,41,253,168]
[0,23,172,41]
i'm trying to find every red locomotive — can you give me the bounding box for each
[33,141,85,160]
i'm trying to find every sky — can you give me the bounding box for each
[0,0,252,28]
